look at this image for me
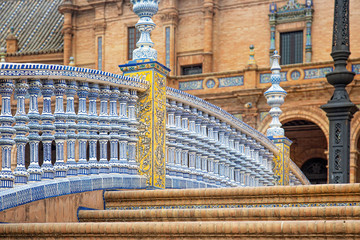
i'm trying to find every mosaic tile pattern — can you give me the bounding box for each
[290,70,301,80]
[352,64,360,74]
[108,202,360,210]
[0,63,149,90]
[218,76,244,88]
[0,175,146,212]
[304,67,333,79]
[178,80,203,91]
[260,72,287,83]
[206,79,216,88]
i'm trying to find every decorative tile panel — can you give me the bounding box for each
[109,201,360,210]
[206,79,216,88]
[352,64,360,74]
[218,76,244,88]
[304,67,333,79]
[260,72,287,83]
[179,80,203,91]
[290,70,301,80]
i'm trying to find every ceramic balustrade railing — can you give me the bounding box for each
[165,87,308,188]
[165,87,276,188]
[0,63,148,189]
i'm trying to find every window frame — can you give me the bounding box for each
[181,64,203,76]
[127,26,140,60]
[280,30,304,65]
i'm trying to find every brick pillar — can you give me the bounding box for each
[350,150,359,183]
[160,0,178,76]
[119,61,170,189]
[59,1,74,66]
[203,0,214,73]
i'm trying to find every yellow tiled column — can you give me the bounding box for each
[270,136,292,185]
[120,61,170,189]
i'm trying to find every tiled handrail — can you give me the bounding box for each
[0,63,149,90]
[0,62,148,190]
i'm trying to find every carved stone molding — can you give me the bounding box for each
[160,10,179,25]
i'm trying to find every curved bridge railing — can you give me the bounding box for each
[166,87,277,188]
[0,62,308,211]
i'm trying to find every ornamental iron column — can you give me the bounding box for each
[320,0,358,184]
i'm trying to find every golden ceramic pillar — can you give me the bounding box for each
[120,61,170,189]
[271,136,292,185]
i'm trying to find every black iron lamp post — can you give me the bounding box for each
[321,0,358,183]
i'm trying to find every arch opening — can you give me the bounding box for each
[283,119,327,178]
[301,158,327,184]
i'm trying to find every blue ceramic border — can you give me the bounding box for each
[0,174,146,212]
[0,63,149,90]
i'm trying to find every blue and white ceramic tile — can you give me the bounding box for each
[219,76,244,87]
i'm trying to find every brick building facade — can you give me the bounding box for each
[2,0,360,183]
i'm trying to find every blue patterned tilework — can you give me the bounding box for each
[179,80,203,91]
[0,63,149,91]
[108,202,360,211]
[352,64,360,74]
[0,174,146,212]
[290,70,301,80]
[260,72,287,83]
[304,67,333,79]
[166,176,218,189]
[218,76,244,88]
[206,79,216,89]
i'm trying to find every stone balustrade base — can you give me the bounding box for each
[0,174,146,212]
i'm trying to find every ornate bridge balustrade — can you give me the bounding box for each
[165,87,305,188]
[0,61,308,211]
[0,63,148,193]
